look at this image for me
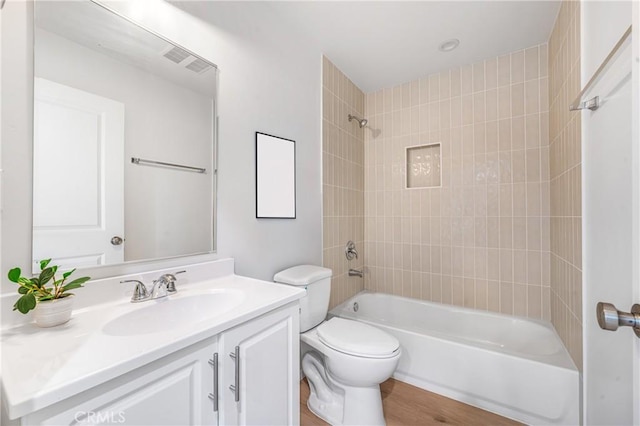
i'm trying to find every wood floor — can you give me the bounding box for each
[300,378,521,426]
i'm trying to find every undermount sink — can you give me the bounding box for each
[102,290,245,336]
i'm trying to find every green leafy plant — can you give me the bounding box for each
[8,259,91,314]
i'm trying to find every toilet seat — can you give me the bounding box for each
[317,318,399,358]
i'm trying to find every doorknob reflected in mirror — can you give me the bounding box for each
[596,302,640,338]
[111,236,124,246]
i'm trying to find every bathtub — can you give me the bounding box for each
[329,292,580,425]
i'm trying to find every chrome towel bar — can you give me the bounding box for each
[569,26,631,112]
[131,157,206,173]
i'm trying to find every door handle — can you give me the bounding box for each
[596,302,640,337]
[207,353,218,412]
[229,346,240,402]
[111,236,124,245]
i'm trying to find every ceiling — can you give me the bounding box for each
[267,1,561,93]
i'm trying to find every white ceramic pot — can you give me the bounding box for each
[33,296,74,328]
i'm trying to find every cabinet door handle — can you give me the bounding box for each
[229,346,240,402]
[208,353,219,412]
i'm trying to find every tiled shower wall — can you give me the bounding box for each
[363,45,551,319]
[322,56,365,309]
[549,0,582,369]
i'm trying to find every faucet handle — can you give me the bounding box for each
[345,241,358,260]
[162,270,186,293]
[121,279,149,303]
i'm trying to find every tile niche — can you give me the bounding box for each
[406,143,442,188]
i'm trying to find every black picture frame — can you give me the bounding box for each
[255,132,296,219]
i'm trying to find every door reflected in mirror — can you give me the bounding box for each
[32,1,217,272]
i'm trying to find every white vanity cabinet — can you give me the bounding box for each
[219,302,300,425]
[16,303,299,426]
[21,337,220,426]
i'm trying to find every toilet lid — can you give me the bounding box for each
[317,318,399,358]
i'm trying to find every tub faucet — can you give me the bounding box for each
[349,268,364,278]
[345,241,358,260]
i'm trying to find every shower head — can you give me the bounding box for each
[348,114,368,128]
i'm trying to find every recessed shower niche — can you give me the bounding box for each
[406,143,441,188]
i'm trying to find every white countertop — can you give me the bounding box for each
[1,261,304,420]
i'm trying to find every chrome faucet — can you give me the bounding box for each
[150,277,169,300]
[121,270,186,303]
[157,270,185,294]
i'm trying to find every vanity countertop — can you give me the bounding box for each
[0,262,305,420]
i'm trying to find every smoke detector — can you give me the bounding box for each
[439,39,460,52]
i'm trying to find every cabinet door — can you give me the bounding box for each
[23,338,219,426]
[219,303,300,426]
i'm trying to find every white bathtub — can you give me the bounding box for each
[329,292,580,425]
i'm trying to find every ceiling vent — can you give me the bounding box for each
[161,45,213,74]
[185,58,213,74]
[163,45,190,64]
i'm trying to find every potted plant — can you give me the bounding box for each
[8,259,90,327]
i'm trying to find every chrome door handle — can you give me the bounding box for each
[596,302,640,337]
[229,346,240,402]
[208,353,219,412]
[111,236,124,245]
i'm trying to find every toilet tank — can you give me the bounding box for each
[274,265,332,332]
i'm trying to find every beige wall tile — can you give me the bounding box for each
[473,61,485,92]
[358,45,551,325]
[548,0,582,370]
[323,57,365,309]
[498,54,510,87]
[525,46,539,81]
[511,50,525,84]
[511,83,525,117]
[461,64,473,95]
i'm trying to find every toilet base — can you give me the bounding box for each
[307,391,343,426]
[310,384,385,426]
[303,352,386,426]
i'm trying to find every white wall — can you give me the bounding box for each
[581,1,631,82]
[0,0,322,293]
[634,5,640,424]
[633,4,640,424]
[580,0,633,424]
[35,28,214,262]
[1,0,33,293]
[157,1,323,280]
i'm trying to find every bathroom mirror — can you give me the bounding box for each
[255,132,296,219]
[32,1,218,272]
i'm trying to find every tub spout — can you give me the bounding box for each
[349,268,364,278]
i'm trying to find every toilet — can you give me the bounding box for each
[274,265,401,426]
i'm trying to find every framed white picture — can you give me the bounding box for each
[255,132,296,219]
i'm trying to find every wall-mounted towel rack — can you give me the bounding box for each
[569,26,631,112]
[131,157,206,173]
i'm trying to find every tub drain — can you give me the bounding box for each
[353,302,359,312]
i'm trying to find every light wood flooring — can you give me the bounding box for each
[300,378,521,426]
